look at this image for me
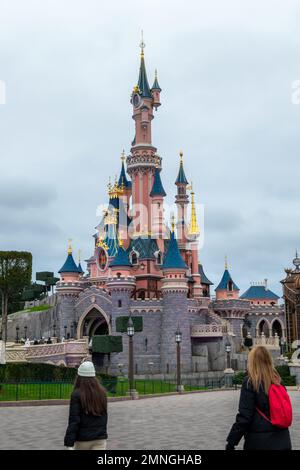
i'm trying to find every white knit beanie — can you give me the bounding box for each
[78,361,96,377]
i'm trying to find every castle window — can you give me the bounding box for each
[228,280,233,291]
[118,300,122,308]
[145,337,148,352]
[130,250,139,265]
[166,363,169,374]
[135,363,138,374]
[117,272,121,279]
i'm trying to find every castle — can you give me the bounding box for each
[4,41,286,377]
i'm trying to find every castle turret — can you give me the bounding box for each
[107,242,136,375]
[215,257,239,300]
[150,167,166,250]
[175,151,189,248]
[56,241,83,339]
[151,69,161,109]
[160,220,192,374]
[58,241,80,282]
[187,183,202,298]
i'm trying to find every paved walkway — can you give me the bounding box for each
[0,390,299,450]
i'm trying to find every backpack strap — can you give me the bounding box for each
[256,406,272,424]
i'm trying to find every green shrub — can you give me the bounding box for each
[115,316,143,333]
[0,363,77,382]
[233,371,246,385]
[92,335,123,353]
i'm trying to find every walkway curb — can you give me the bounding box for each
[0,388,237,407]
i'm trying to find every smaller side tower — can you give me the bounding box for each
[160,221,192,374]
[56,241,84,338]
[215,257,239,300]
[107,243,136,375]
[150,166,167,252]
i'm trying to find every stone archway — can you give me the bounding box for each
[257,319,271,337]
[77,304,111,339]
[271,319,284,338]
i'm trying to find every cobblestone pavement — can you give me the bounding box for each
[0,390,299,450]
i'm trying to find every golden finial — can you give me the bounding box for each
[140,30,145,57]
[171,214,176,233]
[121,149,126,162]
[78,249,81,263]
[119,238,123,247]
[67,239,73,254]
[179,150,183,163]
[188,183,200,236]
[225,256,228,270]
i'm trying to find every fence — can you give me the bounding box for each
[0,377,236,402]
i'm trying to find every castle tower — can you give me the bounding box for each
[160,220,192,374]
[150,166,167,252]
[126,36,163,236]
[118,151,132,248]
[56,241,83,338]
[107,243,136,374]
[175,151,189,248]
[187,183,202,298]
[215,257,239,300]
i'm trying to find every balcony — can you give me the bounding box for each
[191,324,227,338]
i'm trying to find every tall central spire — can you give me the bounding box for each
[137,32,152,99]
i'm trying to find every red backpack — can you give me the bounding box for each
[256,383,293,428]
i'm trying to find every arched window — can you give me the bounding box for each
[118,300,122,308]
[130,250,139,265]
[272,320,283,338]
[228,280,233,291]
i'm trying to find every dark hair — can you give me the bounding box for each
[74,376,107,416]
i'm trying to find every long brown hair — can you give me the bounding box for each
[74,376,107,416]
[247,345,281,394]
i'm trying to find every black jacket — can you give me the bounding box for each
[227,377,292,450]
[64,389,108,447]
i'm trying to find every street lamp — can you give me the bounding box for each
[127,316,137,398]
[16,326,20,344]
[175,328,183,392]
[225,341,232,370]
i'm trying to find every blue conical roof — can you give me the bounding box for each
[58,253,80,273]
[110,246,131,267]
[138,55,152,99]
[198,263,213,285]
[215,269,239,291]
[118,160,131,189]
[151,75,161,92]
[77,262,84,274]
[175,159,189,185]
[162,231,187,270]
[150,168,166,197]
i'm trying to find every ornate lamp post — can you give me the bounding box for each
[175,328,184,392]
[16,326,20,344]
[225,340,232,369]
[127,316,138,398]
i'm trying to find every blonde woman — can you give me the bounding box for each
[226,346,292,450]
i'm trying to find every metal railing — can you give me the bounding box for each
[0,377,236,402]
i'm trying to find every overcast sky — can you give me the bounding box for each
[0,0,300,297]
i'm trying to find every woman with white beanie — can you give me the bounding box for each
[64,361,108,450]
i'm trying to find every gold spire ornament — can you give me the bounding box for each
[187,182,200,236]
[78,249,81,263]
[121,149,126,162]
[225,255,228,270]
[179,150,183,163]
[171,214,176,233]
[68,239,73,254]
[140,30,145,57]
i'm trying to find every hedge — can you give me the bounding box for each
[233,366,296,386]
[116,316,143,333]
[0,363,77,382]
[0,363,117,385]
[92,335,123,353]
